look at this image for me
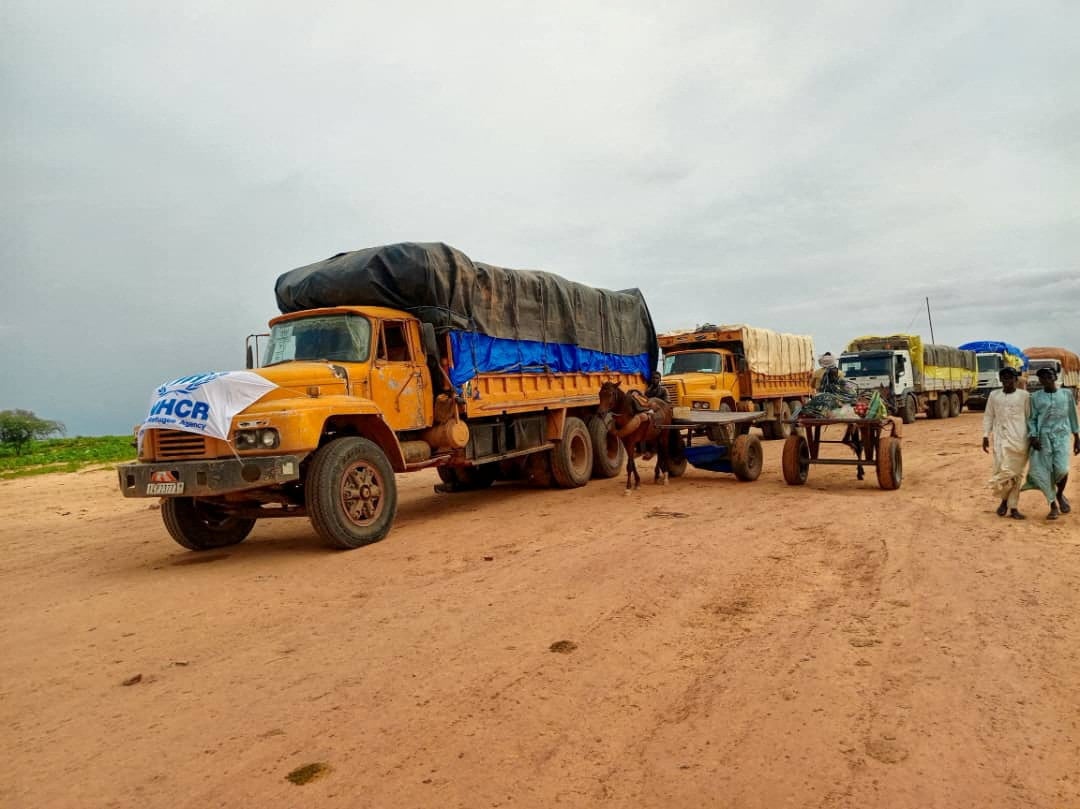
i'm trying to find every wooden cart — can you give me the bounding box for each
[781,416,902,489]
[663,408,765,481]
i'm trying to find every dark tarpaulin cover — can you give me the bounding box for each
[274,242,658,386]
[923,344,977,372]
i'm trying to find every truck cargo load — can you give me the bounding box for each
[658,324,814,440]
[1023,346,1080,398]
[841,334,976,422]
[275,242,658,388]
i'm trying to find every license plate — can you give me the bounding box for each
[147,482,185,495]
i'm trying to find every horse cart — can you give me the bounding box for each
[780,416,902,489]
[664,407,766,482]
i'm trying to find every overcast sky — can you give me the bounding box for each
[3,1,1077,435]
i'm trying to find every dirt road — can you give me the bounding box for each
[2,412,1079,809]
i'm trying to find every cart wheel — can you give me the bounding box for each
[731,433,763,481]
[781,435,809,486]
[876,436,902,490]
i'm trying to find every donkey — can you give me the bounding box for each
[598,381,674,493]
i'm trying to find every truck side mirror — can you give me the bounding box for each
[420,322,439,359]
[245,345,254,369]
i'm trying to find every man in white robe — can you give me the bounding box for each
[982,366,1031,519]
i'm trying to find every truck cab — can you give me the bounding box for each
[968,352,1004,410]
[838,349,916,421]
[662,348,743,410]
[1026,358,1062,391]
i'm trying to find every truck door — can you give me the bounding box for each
[371,320,428,432]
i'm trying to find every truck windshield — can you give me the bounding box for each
[840,356,892,377]
[263,314,372,365]
[664,352,723,374]
[977,355,1002,372]
[1029,360,1057,374]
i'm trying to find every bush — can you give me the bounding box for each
[0,409,66,455]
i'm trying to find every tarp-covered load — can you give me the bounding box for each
[275,242,658,387]
[659,325,814,376]
[958,341,1028,370]
[1023,346,1080,374]
[846,334,976,388]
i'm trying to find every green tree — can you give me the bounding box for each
[0,409,66,455]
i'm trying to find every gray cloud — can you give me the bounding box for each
[2,1,1077,434]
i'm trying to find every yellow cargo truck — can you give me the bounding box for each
[658,325,815,440]
[118,243,655,551]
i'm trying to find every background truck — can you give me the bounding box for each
[958,340,1029,411]
[840,335,976,423]
[1023,347,1080,403]
[658,325,814,440]
[118,242,657,551]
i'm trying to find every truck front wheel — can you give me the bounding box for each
[161,498,255,551]
[588,414,624,479]
[901,396,917,424]
[306,437,397,549]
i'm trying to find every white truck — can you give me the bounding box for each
[958,341,1028,411]
[1023,347,1080,403]
[840,334,977,424]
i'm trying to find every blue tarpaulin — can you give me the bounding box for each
[448,331,650,388]
[958,341,1029,370]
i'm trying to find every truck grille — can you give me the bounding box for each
[155,430,208,459]
[662,383,680,402]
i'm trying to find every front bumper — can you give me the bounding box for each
[117,455,301,498]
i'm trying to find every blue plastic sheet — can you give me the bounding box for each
[958,341,1029,370]
[448,331,650,388]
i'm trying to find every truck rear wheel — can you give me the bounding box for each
[782,435,810,485]
[731,434,763,481]
[764,401,793,440]
[876,437,903,490]
[161,498,255,551]
[306,437,397,549]
[588,414,624,479]
[930,396,948,420]
[551,416,593,488]
[948,393,961,417]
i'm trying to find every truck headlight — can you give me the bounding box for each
[692,401,711,410]
[235,429,279,450]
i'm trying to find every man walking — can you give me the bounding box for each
[982,366,1030,519]
[1025,367,1080,520]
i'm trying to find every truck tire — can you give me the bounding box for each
[161,497,255,551]
[876,437,903,490]
[524,451,555,488]
[731,434,763,481]
[782,435,810,486]
[588,414,624,479]
[948,393,961,418]
[666,431,688,478]
[551,416,593,488]
[901,396,917,424]
[306,437,397,549]
[764,401,793,440]
[930,395,948,420]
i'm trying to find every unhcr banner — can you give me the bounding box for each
[139,372,278,447]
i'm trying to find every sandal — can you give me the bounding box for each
[996,501,1009,517]
[1058,494,1071,514]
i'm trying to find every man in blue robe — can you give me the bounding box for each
[1025,367,1080,520]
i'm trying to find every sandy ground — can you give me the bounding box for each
[2,411,1079,809]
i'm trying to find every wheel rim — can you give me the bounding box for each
[340,461,385,527]
[569,432,589,475]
